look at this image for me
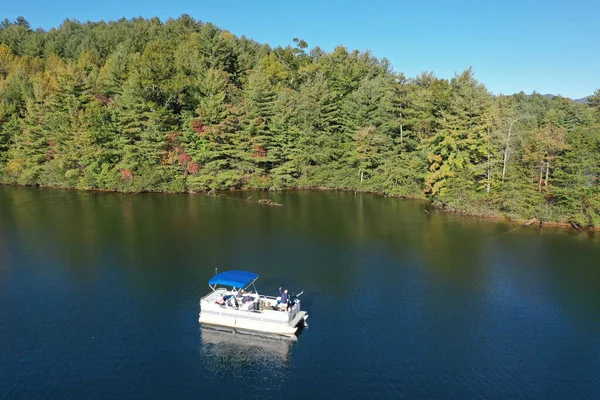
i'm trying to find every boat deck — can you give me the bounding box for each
[290,311,307,328]
[201,288,227,303]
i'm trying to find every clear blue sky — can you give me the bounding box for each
[4,0,598,98]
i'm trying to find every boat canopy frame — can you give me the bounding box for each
[208,270,260,292]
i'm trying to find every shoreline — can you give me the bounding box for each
[434,207,600,232]
[1,182,597,233]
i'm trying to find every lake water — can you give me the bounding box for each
[1,186,600,399]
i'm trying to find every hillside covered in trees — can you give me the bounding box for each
[1,16,600,227]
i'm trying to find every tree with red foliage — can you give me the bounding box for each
[253,145,267,158]
[191,120,206,136]
[45,140,56,161]
[179,153,192,165]
[166,132,178,142]
[94,94,114,106]
[187,162,199,175]
[121,169,133,180]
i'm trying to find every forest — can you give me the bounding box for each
[1,15,599,227]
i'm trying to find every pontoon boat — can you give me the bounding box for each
[199,270,308,339]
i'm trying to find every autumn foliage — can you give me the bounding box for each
[186,162,200,174]
[120,169,133,180]
[253,146,267,158]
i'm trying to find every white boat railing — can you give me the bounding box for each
[201,292,301,326]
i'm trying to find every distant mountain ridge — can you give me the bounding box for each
[574,96,590,104]
[538,93,590,104]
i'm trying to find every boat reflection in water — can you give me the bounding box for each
[199,326,301,383]
[200,326,296,365]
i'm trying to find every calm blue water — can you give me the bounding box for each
[1,186,600,399]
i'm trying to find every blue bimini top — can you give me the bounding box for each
[208,270,259,289]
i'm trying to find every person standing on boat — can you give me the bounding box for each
[288,291,304,310]
[278,287,288,311]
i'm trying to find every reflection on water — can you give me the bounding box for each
[200,328,293,382]
[3,186,600,399]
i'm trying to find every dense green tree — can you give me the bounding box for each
[424,69,490,203]
[0,16,599,227]
[588,89,600,118]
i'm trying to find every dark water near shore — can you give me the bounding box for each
[1,186,600,399]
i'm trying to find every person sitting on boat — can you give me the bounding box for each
[216,292,229,306]
[217,291,236,308]
[278,287,289,311]
[235,289,245,298]
[241,293,254,304]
